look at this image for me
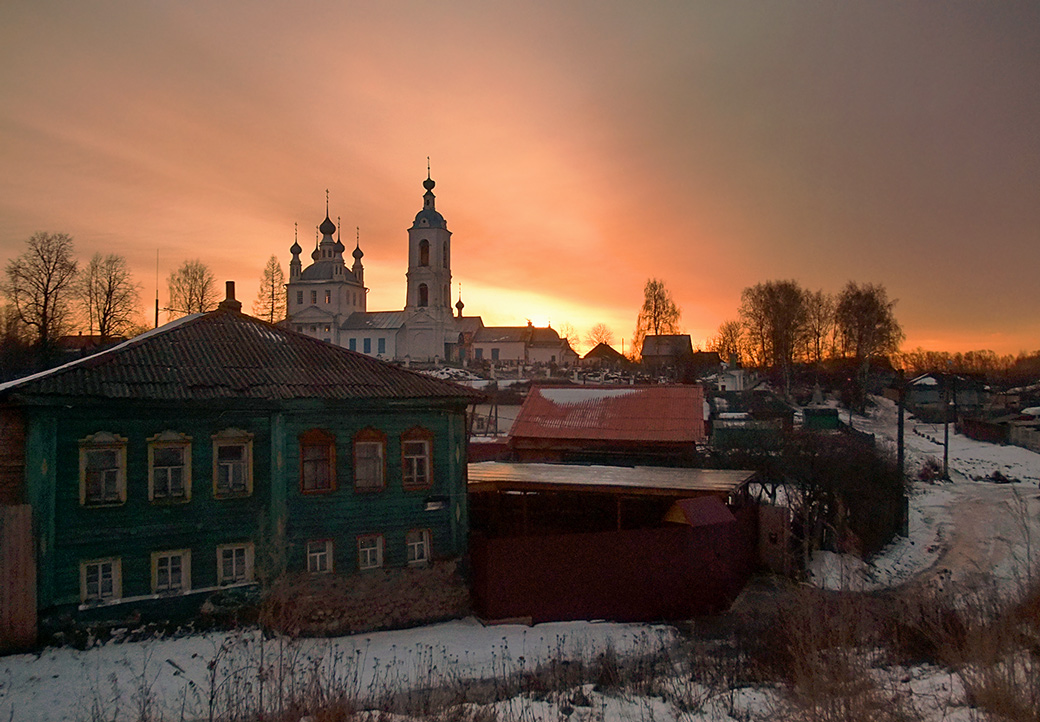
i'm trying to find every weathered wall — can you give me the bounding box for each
[471,518,756,623]
[263,559,470,636]
[0,505,36,651]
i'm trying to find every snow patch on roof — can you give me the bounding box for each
[539,388,638,405]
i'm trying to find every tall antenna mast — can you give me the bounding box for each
[154,249,160,328]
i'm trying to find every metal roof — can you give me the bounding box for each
[468,461,754,497]
[510,385,705,443]
[341,311,407,330]
[0,307,484,404]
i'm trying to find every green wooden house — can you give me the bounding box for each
[0,285,483,641]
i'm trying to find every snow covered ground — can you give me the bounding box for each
[2,395,1038,721]
[809,396,1040,592]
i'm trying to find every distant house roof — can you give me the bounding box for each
[509,385,706,443]
[528,327,563,347]
[341,311,407,330]
[641,335,693,359]
[582,342,626,362]
[0,306,484,404]
[468,461,752,497]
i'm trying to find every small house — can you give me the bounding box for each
[0,284,483,648]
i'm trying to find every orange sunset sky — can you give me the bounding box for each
[1,2,1038,355]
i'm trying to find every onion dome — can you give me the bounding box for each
[311,247,320,261]
[334,240,345,254]
[319,214,336,237]
[455,298,464,315]
[423,176,435,191]
[353,240,364,261]
[290,240,302,255]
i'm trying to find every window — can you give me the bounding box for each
[324,290,331,304]
[357,535,383,570]
[79,432,127,506]
[363,337,371,354]
[148,431,191,502]
[418,283,428,307]
[296,291,303,305]
[324,324,331,333]
[406,529,431,565]
[401,427,433,489]
[300,429,335,492]
[474,348,483,360]
[419,239,430,266]
[377,337,386,355]
[310,290,317,305]
[152,550,191,594]
[491,348,500,361]
[307,539,333,573]
[353,429,386,491]
[81,558,121,604]
[442,243,448,268]
[349,338,356,351]
[213,428,253,497]
[217,543,254,585]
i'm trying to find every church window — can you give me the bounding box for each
[310,291,317,305]
[364,338,371,354]
[418,284,429,307]
[419,239,430,266]
[349,338,356,351]
[296,291,303,305]
[442,243,448,268]
[324,290,331,304]
[378,337,386,354]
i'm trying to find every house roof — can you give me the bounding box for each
[641,335,693,358]
[0,307,484,404]
[528,327,563,347]
[582,342,626,362]
[468,461,753,497]
[509,385,706,443]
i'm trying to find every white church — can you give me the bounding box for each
[285,173,577,367]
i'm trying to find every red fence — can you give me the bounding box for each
[1,505,36,651]
[471,507,757,623]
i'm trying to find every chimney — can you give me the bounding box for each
[218,280,242,312]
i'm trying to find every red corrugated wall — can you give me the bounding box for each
[1,505,37,651]
[472,507,757,623]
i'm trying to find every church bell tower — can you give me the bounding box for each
[404,171,452,319]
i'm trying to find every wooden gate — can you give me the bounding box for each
[0,505,36,651]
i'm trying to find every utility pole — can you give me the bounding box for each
[942,375,951,480]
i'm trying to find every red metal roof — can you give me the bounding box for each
[1,308,485,404]
[509,385,705,443]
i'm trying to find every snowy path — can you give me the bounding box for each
[811,397,1040,591]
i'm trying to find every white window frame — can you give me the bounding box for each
[306,539,333,574]
[80,557,122,604]
[217,543,255,586]
[357,534,384,570]
[406,529,431,566]
[353,433,386,491]
[148,431,192,502]
[79,432,127,507]
[152,549,191,595]
[212,428,254,498]
[402,437,432,489]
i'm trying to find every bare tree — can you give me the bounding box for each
[2,232,79,348]
[835,281,903,409]
[253,255,286,323]
[584,322,616,350]
[803,289,834,364]
[79,253,141,341]
[633,278,681,357]
[739,279,808,395]
[708,319,744,365]
[167,259,217,319]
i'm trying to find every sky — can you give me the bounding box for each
[1,2,1038,355]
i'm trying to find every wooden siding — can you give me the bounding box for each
[0,407,25,504]
[0,505,36,650]
[26,398,469,618]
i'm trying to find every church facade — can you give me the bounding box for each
[286,173,575,367]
